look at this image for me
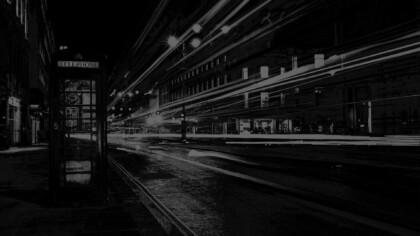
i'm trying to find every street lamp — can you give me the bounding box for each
[190,38,201,48]
[192,23,202,34]
[146,113,153,143]
[146,112,163,143]
[166,35,179,48]
[221,25,231,34]
[181,107,187,141]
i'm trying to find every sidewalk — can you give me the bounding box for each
[0,146,166,236]
[0,144,47,155]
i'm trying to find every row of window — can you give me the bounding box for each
[171,55,228,86]
[171,75,229,101]
[5,0,28,39]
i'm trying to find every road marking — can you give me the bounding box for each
[188,149,277,168]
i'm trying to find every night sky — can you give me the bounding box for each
[48,0,158,70]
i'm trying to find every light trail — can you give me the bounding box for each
[199,43,420,115]
[112,0,325,116]
[188,38,420,105]
[167,0,325,73]
[108,0,169,86]
[132,0,169,53]
[166,0,273,72]
[107,0,231,110]
[202,0,250,41]
[111,145,419,236]
[121,33,420,123]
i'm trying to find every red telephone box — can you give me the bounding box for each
[49,49,107,204]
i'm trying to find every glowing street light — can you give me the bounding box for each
[190,38,201,48]
[166,35,179,48]
[135,90,140,95]
[146,113,163,126]
[192,23,202,34]
[110,89,116,97]
[221,25,231,34]
[127,91,134,97]
[123,71,130,79]
[146,115,154,126]
[117,92,123,97]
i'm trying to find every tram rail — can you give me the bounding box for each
[109,155,198,236]
[109,144,419,236]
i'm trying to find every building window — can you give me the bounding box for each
[260,66,269,79]
[20,0,25,24]
[24,0,28,38]
[211,61,214,68]
[216,58,219,65]
[16,0,20,17]
[224,74,228,84]
[242,68,248,80]
[280,93,285,106]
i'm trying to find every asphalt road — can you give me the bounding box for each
[107,136,420,236]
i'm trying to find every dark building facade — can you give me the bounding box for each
[0,0,29,145]
[0,0,55,146]
[157,0,420,136]
[108,0,420,136]
[27,0,55,143]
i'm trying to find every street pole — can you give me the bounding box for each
[181,105,186,141]
[157,124,160,143]
[180,43,188,142]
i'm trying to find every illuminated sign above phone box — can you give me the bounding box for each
[58,61,99,69]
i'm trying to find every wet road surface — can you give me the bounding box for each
[106,136,420,236]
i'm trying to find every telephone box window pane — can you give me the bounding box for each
[91,81,96,91]
[62,92,96,105]
[64,79,92,92]
[64,146,95,160]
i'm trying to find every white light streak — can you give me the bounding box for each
[220,25,231,34]
[128,35,420,122]
[167,0,273,71]
[107,0,232,110]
